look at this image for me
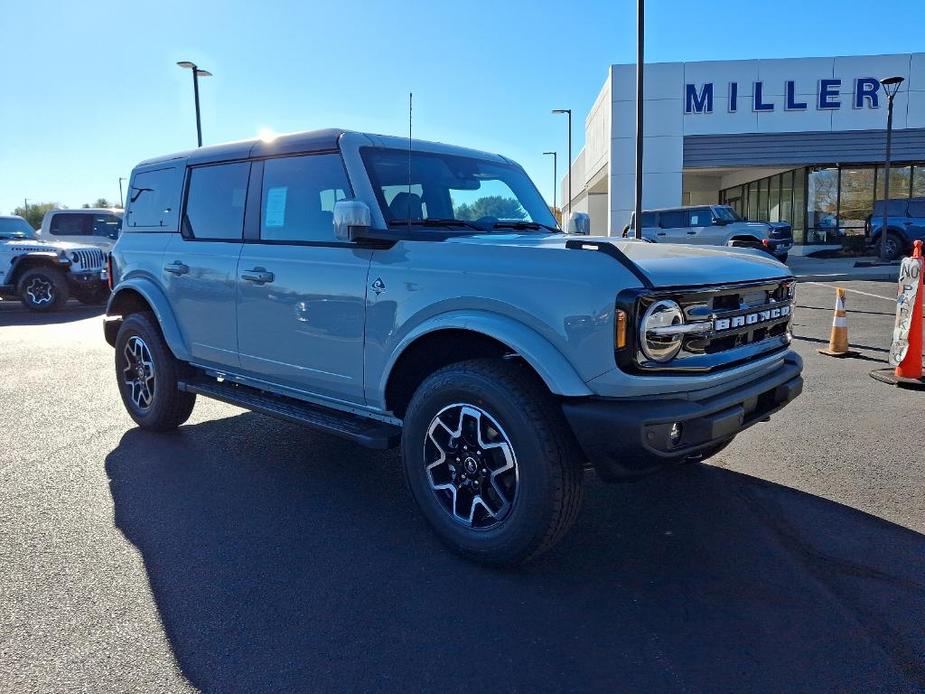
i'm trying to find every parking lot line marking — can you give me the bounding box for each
[805,282,895,302]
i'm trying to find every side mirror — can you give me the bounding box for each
[333,200,372,242]
[713,217,729,226]
[568,212,591,235]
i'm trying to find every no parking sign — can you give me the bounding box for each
[890,253,923,367]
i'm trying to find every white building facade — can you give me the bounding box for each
[563,53,925,249]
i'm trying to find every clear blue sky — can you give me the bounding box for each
[1,0,923,215]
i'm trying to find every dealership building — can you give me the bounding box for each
[562,53,925,250]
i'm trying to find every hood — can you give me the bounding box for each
[608,238,790,287]
[736,221,773,234]
[447,233,791,288]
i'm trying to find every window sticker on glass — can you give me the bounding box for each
[265,186,288,228]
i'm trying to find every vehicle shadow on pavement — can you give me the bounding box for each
[106,414,925,693]
[0,302,104,326]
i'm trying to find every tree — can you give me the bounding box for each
[455,196,526,221]
[12,202,60,230]
[83,198,116,209]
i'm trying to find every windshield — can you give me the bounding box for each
[0,217,37,240]
[364,148,559,232]
[713,205,743,222]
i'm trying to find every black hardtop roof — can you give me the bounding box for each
[135,128,348,168]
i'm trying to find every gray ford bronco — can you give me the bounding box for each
[105,129,802,565]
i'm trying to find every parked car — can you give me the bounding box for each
[105,129,802,565]
[627,205,792,262]
[0,215,109,310]
[867,197,925,261]
[38,208,123,251]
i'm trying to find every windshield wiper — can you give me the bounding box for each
[390,218,486,231]
[488,220,562,233]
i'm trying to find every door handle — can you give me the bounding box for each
[164,261,189,275]
[656,232,667,236]
[687,231,698,235]
[241,267,275,284]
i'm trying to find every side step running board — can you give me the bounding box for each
[178,378,401,450]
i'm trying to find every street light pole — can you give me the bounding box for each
[634,0,645,239]
[118,177,126,208]
[879,75,905,259]
[543,151,557,214]
[177,61,213,147]
[552,109,572,223]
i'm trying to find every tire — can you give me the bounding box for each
[76,286,110,306]
[18,266,69,312]
[401,359,584,566]
[115,312,196,432]
[880,232,904,262]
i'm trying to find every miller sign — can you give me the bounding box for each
[685,78,886,114]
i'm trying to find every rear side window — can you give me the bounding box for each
[659,210,688,228]
[639,211,657,227]
[688,208,712,226]
[92,214,122,238]
[259,154,350,243]
[49,213,91,236]
[183,163,250,241]
[127,167,180,228]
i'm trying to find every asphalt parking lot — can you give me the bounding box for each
[1,279,923,692]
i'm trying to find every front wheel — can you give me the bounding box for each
[18,267,69,311]
[401,359,584,566]
[115,312,196,431]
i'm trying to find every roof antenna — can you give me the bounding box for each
[408,91,413,231]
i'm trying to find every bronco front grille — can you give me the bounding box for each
[71,248,104,270]
[623,279,796,374]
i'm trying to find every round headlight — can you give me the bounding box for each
[639,300,685,363]
[70,252,80,263]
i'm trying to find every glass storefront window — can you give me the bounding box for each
[838,167,876,235]
[769,174,781,222]
[747,181,758,220]
[723,185,744,216]
[875,165,912,202]
[806,167,838,243]
[912,165,925,198]
[792,168,805,244]
[757,178,769,221]
[780,170,793,226]
[718,163,924,246]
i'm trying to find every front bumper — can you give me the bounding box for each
[67,270,106,290]
[768,239,792,257]
[562,353,803,481]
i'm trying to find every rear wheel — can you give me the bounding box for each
[115,312,196,431]
[880,232,904,262]
[401,359,584,566]
[18,267,69,312]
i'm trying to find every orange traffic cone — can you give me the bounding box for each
[818,287,857,358]
[895,240,924,380]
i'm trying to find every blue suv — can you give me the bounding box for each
[868,197,925,260]
[104,129,802,565]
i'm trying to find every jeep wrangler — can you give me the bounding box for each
[104,129,802,565]
[0,215,109,311]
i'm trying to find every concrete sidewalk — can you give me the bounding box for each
[786,254,900,282]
